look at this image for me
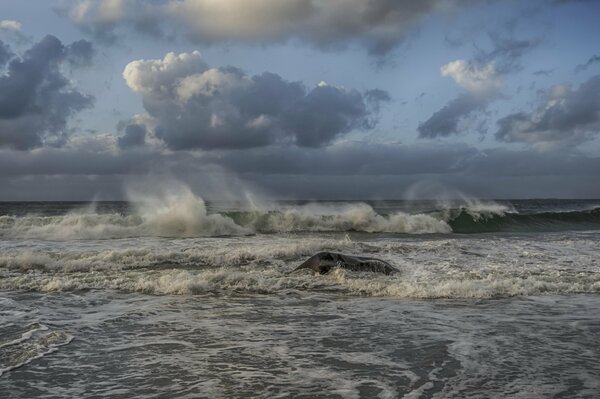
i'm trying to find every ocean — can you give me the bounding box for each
[1,194,600,398]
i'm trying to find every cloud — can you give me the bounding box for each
[62,0,129,42]
[575,54,600,73]
[533,69,554,76]
[123,51,388,150]
[66,39,95,66]
[0,19,28,44]
[117,123,147,149]
[3,142,600,199]
[0,35,95,150]
[475,34,540,74]
[441,59,501,95]
[495,75,600,150]
[418,93,486,138]
[0,20,22,32]
[418,60,500,138]
[418,32,540,139]
[0,142,591,178]
[0,40,12,66]
[61,0,470,55]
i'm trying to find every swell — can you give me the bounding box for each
[445,207,600,233]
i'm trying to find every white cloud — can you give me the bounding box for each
[176,69,250,102]
[441,59,501,95]
[0,20,22,31]
[69,0,126,25]
[123,51,207,97]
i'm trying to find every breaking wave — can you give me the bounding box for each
[224,202,452,234]
[445,206,600,233]
[0,187,249,240]
[1,185,599,239]
[1,234,599,299]
[2,262,599,299]
[0,194,452,240]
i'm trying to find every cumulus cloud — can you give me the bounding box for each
[61,0,468,55]
[123,51,388,150]
[0,35,95,150]
[117,123,147,149]
[495,75,600,150]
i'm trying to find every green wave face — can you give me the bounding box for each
[446,207,600,233]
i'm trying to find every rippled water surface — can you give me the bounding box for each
[1,292,600,398]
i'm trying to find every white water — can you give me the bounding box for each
[0,185,525,240]
[1,232,598,299]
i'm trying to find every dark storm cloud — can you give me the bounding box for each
[575,54,600,73]
[66,39,95,66]
[209,143,480,177]
[123,52,388,150]
[283,84,377,147]
[4,142,599,178]
[61,0,477,55]
[117,123,147,149]
[496,75,600,149]
[418,94,485,138]
[3,142,600,199]
[0,35,94,150]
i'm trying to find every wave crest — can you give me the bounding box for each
[226,203,451,234]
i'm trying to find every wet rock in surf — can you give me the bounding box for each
[294,252,398,275]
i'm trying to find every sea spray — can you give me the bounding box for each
[129,183,249,237]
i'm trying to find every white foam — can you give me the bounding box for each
[0,186,248,240]
[0,185,454,240]
[0,330,73,376]
[0,322,48,349]
[1,226,599,299]
[242,202,452,234]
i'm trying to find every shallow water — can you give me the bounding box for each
[1,199,599,397]
[1,292,599,398]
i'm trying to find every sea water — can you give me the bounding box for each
[1,193,599,398]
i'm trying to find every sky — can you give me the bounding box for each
[1,0,600,200]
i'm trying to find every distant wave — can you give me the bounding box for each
[443,206,600,233]
[1,187,599,239]
[0,192,452,239]
[222,203,452,234]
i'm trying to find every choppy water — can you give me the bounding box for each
[1,194,600,398]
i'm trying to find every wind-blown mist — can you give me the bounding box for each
[3,181,599,241]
